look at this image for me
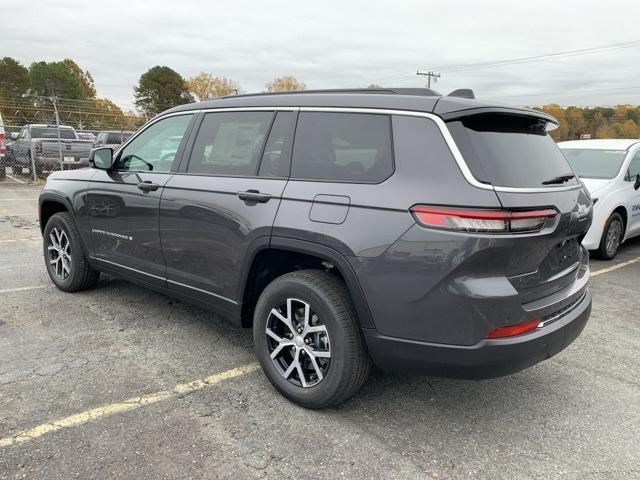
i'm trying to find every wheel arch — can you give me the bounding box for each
[39,193,91,256]
[609,205,628,238]
[238,236,375,330]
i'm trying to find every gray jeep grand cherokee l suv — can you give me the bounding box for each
[39,89,593,408]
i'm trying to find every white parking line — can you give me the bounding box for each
[0,363,260,448]
[0,238,40,243]
[0,285,51,294]
[5,175,25,185]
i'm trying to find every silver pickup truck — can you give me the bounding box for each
[8,124,93,178]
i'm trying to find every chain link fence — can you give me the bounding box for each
[0,121,134,183]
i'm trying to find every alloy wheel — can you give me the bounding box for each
[265,298,331,387]
[606,220,622,257]
[47,227,72,280]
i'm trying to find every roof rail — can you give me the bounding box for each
[222,87,441,99]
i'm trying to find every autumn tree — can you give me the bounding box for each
[539,104,568,141]
[265,75,306,92]
[186,73,240,100]
[613,119,640,138]
[565,107,586,140]
[134,66,193,117]
[0,57,30,100]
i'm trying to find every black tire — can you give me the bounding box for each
[27,158,43,180]
[597,212,624,260]
[0,160,5,181]
[253,270,371,409]
[11,163,23,176]
[43,212,100,292]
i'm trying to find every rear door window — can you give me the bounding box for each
[447,113,579,188]
[291,112,393,182]
[187,111,274,176]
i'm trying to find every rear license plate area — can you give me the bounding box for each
[549,238,579,270]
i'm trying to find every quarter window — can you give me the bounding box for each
[188,112,274,176]
[291,112,394,182]
[627,152,640,181]
[116,114,193,172]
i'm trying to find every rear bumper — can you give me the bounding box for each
[363,288,591,379]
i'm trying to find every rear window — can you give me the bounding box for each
[447,113,578,188]
[291,112,393,182]
[31,127,77,140]
[561,149,627,179]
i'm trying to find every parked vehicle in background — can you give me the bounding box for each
[7,124,93,178]
[0,112,5,181]
[39,89,593,408]
[559,139,640,259]
[93,130,134,150]
[77,132,96,142]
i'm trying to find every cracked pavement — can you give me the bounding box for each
[0,180,639,479]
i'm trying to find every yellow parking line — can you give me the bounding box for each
[591,256,640,277]
[0,363,259,448]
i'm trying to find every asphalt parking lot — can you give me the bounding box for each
[0,178,638,480]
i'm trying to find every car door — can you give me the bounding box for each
[159,109,295,313]
[87,113,195,286]
[624,150,640,237]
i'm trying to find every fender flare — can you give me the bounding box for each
[39,192,91,256]
[238,236,375,329]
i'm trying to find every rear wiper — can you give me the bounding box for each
[542,174,575,185]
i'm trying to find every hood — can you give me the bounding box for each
[580,178,612,196]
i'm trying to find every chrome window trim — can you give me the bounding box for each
[121,105,580,193]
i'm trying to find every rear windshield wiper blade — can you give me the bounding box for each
[542,174,575,185]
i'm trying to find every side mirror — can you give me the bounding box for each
[89,147,114,170]
[635,174,640,191]
[10,132,18,141]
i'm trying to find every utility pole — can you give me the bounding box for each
[416,70,441,89]
[48,84,64,171]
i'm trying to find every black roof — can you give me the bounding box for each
[165,89,556,124]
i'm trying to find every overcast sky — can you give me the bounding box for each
[3,0,640,109]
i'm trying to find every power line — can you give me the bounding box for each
[487,85,640,99]
[434,40,640,73]
[368,39,640,84]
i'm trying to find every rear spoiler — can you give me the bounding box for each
[438,106,559,126]
[447,89,475,99]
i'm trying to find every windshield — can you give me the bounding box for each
[560,148,627,180]
[447,113,579,188]
[31,127,77,140]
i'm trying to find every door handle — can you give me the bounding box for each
[137,181,160,192]
[237,189,271,203]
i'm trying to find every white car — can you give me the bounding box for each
[558,139,640,259]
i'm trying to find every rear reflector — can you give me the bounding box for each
[410,206,556,233]
[485,319,541,339]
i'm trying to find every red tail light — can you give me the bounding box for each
[485,319,541,339]
[410,206,557,233]
[0,133,5,153]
